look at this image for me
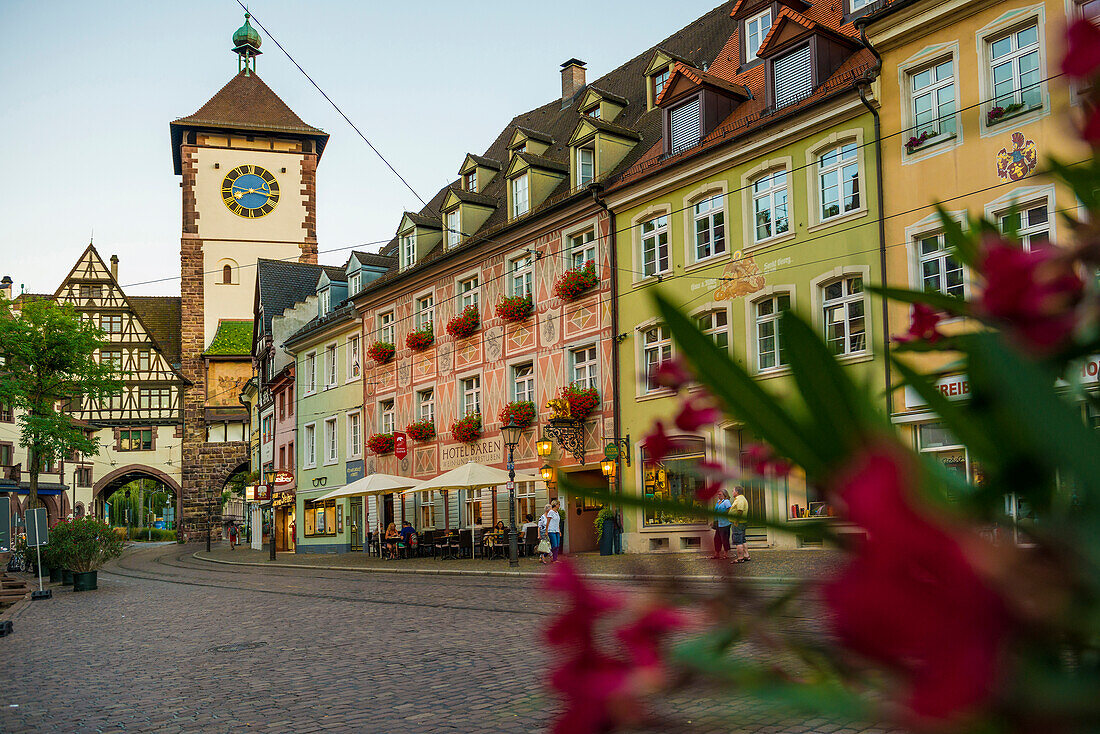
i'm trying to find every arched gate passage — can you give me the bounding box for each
[92,464,182,528]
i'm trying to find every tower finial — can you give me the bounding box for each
[232,11,262,76]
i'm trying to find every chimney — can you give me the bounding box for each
[1,276,11,301]
[561,58,586,108]
[110,255,119,281]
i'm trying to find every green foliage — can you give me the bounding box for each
[593,506,616,543]
[61,517,124,572]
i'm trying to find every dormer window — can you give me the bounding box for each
[464,172,477,192]
[774,45,812,107]
[652,67,671,101]
[587,106,601,118]
[400,232,416,270]
[576,147,595,187]
[745,8,773,61]
[319,288,331,315]
[669,98,701,153]
[349,272,362,295]
[445,209,461,248]
[511,174,529,217]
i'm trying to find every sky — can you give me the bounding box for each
[0,0,720,296]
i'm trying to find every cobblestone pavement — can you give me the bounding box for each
[0,544,899,734]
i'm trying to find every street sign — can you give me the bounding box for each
[506,480,515,491]
[255,484,272,502]
[0,497,10,550]
[604,443,619,460]
[394,432,408,460]
[26,508,49,547]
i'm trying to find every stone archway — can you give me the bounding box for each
[92,464,182,528]
[180,444,250,543]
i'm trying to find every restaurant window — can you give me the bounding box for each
[100,314,123,334]
[461,376,481,417]
[513,363,535,403]
[378,311,395,345]
[821,275,866,356]
[753,170,790,242]
[305,352,317,394]
[697,309,729,351]
[570,345,597,389]
[515,481,536,523]
[459,276,479,309]
[76,466,92,488]
[568,229,597,270]
[324,417,338,464]
[419,490,437,529]
[510,254,534,299]
[304,498,337,536]
[642,437,707,526]
[119,429,153,451]
[998,201,1051,251]
[754,293,790,372]
[693,194,726,261]
[347,411,362,457]
[640,214,670,276]
[465,488,484,526]
[642,325,672,392]
[416,294,434,330]
[417,388,435,422]
[325,343,338,387]
[917,422,983,493]
[304,424,316,468]
[348,335,361,379]
[916,232,965,297]
[379,399,395,435]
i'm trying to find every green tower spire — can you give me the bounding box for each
[232,12,262,76]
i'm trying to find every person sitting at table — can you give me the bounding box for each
[399,521,416,553]
[494,520,506,533]
[518,514,537,535]
[383,523,400,559]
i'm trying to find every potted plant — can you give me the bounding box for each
[406,324,434,351]
[451,413,482,443]
[496,295,534,323]
[40,520,69,581]
[560,384,600,421]
[406,419,436,442]
[367,341,395,364]
[499,400,536,430]
[987,101,1025,125]
[446,305,480,339]
[367,433,395,455]
[594,506,618,556]
[63,517,124,591]
[554,260,599,301]
[904,130,935,152]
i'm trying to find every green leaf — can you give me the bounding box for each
[934,203,980,266]
[654,292,826,477]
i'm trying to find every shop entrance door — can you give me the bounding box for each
[349,497,363,551]
[564,469,604,554]
[382,493,395,531]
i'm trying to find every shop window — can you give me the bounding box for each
[515,481,536,523]
[917,422,984,494]
[304,498,337,536]
[642,438,707,526]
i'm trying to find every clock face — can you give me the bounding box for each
[222,165,280,218]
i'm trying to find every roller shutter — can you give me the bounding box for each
[774,46,812,108]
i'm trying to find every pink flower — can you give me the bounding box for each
[978,235,1085,352]
[674,396,721,432]
[545,560,621,649]
[823,447,1010,723]
[894,302,945,344]
[1062,19,1100,79]
[641,421,683,465]
[694,460,735,502]
[744,443,791,477]
[651,358,691,390]
[616,606,687,669]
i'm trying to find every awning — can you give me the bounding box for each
[316,472,421,501]
[401,461,542,495]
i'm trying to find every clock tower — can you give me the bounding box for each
[171,13,329,537]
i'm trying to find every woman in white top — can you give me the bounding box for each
[536,505,552,564]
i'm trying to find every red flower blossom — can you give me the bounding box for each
[823,447,1010,723]
[694,459,736,502]
[1062,19,1100,79]
[744,443,791,477]
[554,260,600,301]
[545,560,622,648]
[561,384,600,421]
[894,302,946,344]
[674,396,721,432]
[615,606,687,669]
[978,235,1085,352]
[651,358,691,390]
[641,421,683,465]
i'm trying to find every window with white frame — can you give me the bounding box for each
[753,170,790,242]
[465,172,477,192]
[998,201,1051,250]
[850,0,875,11]
[822,276,866,356]
[697,309,729,351]
[570,345,598,389]
[694,194,727,260]
[325,344,338,387]
[745,9,772,61]
[818,143,860,220]
[910,59,956,139]
[347,411,362,457]
[916,232,965,297]
[349,272,362,295]
[324,417,338,464]
[513,363,535,402]
[305,352,317,393]
[417,388,435,422]
[459,276,479,309]
[577,146,595,187]
[568,229,597,270]
[989,23,1041,111]
[380,399,395,434]
[641,214,670,276]
[416,294,434,330]
[642,325,672,392]
[515,482,536,522]
[461,376,481,417]
[587,106,601,118]
[652,67,670,101]
[348,335,361,378]
[446,209,461,248]
[510,254,534,298]
[420,490,437,528]
[319,288,331,315]
[378,311,395,344]
[755,293,790,371]
[304,423,316,467]
[465,488,483,526]
[511,174,529,217]
[401,232,416,269]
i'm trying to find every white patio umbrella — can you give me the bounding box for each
[317,472,421,501]
[400,461,541,495]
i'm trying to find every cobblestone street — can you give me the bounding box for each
[0,544,898,733]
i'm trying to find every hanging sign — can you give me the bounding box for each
[394,432,408,460]
[274,471,294,486]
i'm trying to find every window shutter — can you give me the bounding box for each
[669,99,701,153]
[774,46,812,108]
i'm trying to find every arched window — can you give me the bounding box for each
[222,265,233,284]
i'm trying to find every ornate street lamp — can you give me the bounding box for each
[540,463,556,484]
[501,417,523,567]
[536,436,553,458]
[600,458,616,478]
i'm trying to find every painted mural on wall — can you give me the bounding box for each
[714,249,767,301]
[206,361,252,406]
[997,131,1037,182]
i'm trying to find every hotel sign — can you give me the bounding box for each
[440,436,503,471]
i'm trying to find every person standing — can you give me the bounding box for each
[547,499,561,562]
[536,505,552,564]
[711,489,732,560]
[730,486,751,563]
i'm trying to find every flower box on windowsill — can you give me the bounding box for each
[553,261,599,301]
[497,296,534,323]
[451,413,482,444]
[368,341,395,364]
[446,306,479,340]
[987,102,1041,127]
[561,384,599,422]
[406,420,436,442]
[406,325,434,352]
[905,131,955,154]
[499,400,536,430]
[367,433,395,455]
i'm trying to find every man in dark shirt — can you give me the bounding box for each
[399,521,416,545]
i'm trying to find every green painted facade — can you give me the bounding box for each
[610,106,886,552]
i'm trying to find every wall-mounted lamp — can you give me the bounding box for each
[536,437,553,458]
[600,458,615,478]
[539,464,556,485]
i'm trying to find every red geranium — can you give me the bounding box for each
[496,295,534,323]
[405,419,435,442]
[446,305,479,339]
[561,384,599,421]
[499,400,536,429]
[894,302,945,345]
[367,341,395,364]
[406,325,434,352]
[367,433,395,455]
[554,260,599,301]
[450,413,481,443]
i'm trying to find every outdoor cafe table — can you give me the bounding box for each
[483,531,507,559]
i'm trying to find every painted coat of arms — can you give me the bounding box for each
[997,132,1037,181]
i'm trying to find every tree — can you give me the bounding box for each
[0,295,121,511]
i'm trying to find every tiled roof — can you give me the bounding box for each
[514,127,555,144]
[466,154,503,171]
[204,319,254,357]
[656,62,751,106]
[255,258,340,340]
[581,117,644,140]
[584,86,630,107]
[350,250,397,269]
[283,303,356,349]
[130,296,182,365]
[514,152,570,174]
[401,211,443,230]
[173,72,325,135]
[447,187,500,208]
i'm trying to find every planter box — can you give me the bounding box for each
[72,570,98,592]
[61,569,73,586]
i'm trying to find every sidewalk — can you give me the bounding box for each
[195,545,843,582]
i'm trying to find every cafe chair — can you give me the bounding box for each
[523,526,539,557]
[418,529,435,558]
